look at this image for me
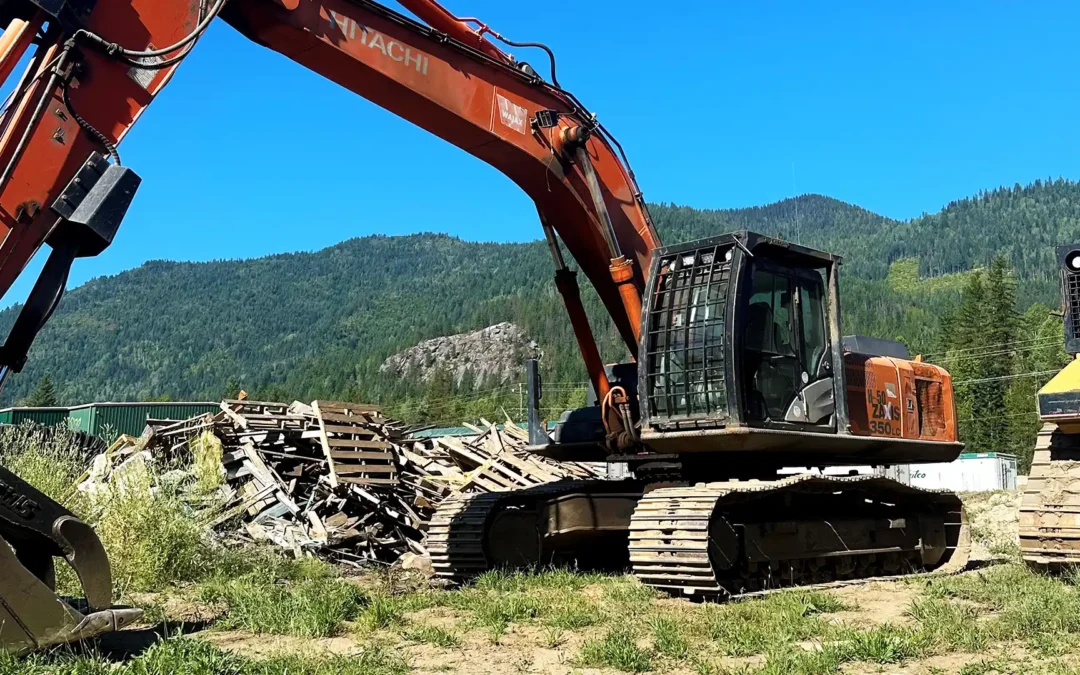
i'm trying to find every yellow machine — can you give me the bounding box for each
[1020,245,1080,565]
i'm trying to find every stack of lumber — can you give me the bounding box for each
[89,402,605,565]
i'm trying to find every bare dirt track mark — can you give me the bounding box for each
[828,581,920,627]
[200,631,365,659]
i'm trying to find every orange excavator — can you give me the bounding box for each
[0,0,969,653]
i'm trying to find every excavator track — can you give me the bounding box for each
[428,492,505,581]
[1020,424,1080,565]
[428,480,603,581]
[428,475,970,596]
[629,475,969,599]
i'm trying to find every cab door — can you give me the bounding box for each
[742,261,834,427]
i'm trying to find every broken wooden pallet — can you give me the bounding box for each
[314,400,399,488]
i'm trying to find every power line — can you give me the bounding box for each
[954,369,1062,386]
[923,336,1060,359]
[959,410,1039,424]
[386,385,517,415]
[386,380,592,416]
[942,341,1063,363]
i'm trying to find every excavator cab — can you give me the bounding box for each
[547,231,960,471]
[634,231,960,468]
[738,252,831,425]
[641,232,836,436]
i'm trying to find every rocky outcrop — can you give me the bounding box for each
[380,322,538,387]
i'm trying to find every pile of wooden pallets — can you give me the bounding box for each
[86,401,605,565]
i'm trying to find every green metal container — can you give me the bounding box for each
[65,402,220,438]
[1,402,219,439]
[0,407,70,427]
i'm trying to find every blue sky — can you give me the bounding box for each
[6,0,1080,305]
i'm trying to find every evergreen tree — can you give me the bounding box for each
[946,271,989,451]
[976,255,1018,451]
[25,375,59,407]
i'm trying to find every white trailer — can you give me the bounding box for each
[904,452,1018,492]
[779,452,1018,493]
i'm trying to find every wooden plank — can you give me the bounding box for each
[329,450,395,461]
[319,411,377,424]
[438,437,491,467]
[219,403,250,430]
[313,401,340,488]
[339,476,399,485]
[336,465,397,475]
[210,483,277,527]
[315,400,383,414]
[469,473,510,492]
[257,448,327,463]
[483,457,532,487]
[499,452,558,482]
[462,422,486,435]
[327,438,391,449]
[322,424,381,436]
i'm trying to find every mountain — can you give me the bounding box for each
[2,179,1078,410]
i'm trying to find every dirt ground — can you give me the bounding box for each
[962,490,1021,561]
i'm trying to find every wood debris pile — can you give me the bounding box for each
[92,400,605,565]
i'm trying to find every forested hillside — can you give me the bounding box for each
[3,179,1078,467]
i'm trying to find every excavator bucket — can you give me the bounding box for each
[0,465,140,653]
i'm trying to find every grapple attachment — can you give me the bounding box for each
[0,465,140,653]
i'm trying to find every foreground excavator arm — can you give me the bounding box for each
[0,0,662,398]
[0,0,659,652]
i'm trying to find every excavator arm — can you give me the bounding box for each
[0,0,662,397]
[0,0,660,652]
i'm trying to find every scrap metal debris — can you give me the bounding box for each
[83,399,605,566]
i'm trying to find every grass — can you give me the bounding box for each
[362,593,408,631]
[648,615,689,659]
[427,567,604,642]
[3,425,1074,674]
[197,567,365,638]
[578,626,653,673]
[190,430,226,494]
[401,624,461,648]
[0,636,410,675]
[704,590,848,657]
[0,422,241,597]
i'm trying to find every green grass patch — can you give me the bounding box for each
[0,636,409,675]
[471,592,545,643]
[599,576,660,605]
[401,623,460,648]
[648,614,690,660]
[0,424,87,510]
[907,597,988,652]
[578,626,653,673]
[706,591,847,657]
[831,623,930,663]
[923,564,1080,644]
[198,573,365,638]
[422,567,608,641]
[471,567,603,593]
[0,422,252,597]
[361,593,408,631]
[542,597,600,630]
